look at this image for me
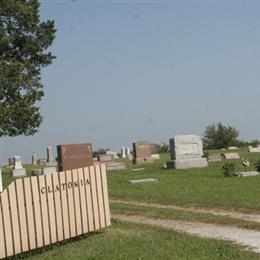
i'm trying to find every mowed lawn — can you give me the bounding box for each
[108,148,260,213]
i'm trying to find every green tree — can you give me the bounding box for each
[0,0,56,137]
[203,122,239,149]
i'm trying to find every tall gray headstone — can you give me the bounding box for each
[47,146,54,162]
[32,153,37,165]
[168,135,208,169]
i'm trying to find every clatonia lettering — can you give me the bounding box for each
[41,178,90,194]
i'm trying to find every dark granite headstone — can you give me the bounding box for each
[133,140,153,164]
[57,143,93,171]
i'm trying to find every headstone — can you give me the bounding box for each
[208,154,222,162]
[32,153,37,165]
[234,171,259,177]
[151,144,160,154]
[32,169,42,176]
[46,146,57,166]
[121,146,126,158]
[248,146,260,153]
[151,154,160,160]
[43,166,57,175]
[0,169,2,192]
[168,135,208,169]
[57,143,94,171]
[228,146,238,150]
[133,140,154,164]
[37,158,47,164]
[224,152,240,160]
[106,150,119,159]
[98,154,114,162]
[131,168,145,172]
[8,157,15,166]
[128,178,157,184]
[105,162,126,171]
[126,147,130,157]
[12,156,26,177]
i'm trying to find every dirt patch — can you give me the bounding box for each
[113,214,260,253]
[111,199,260,223]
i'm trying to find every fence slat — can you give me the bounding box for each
[89,166,100,230]
[31,177,43,248]
[16,179,29,252]
[66,170,76,237]
[83,167,94,232]
[94,165,106,228]
[0,198,6,259]
[52,173,64,242]
[38,175,50,245]
[78,168,88,233]
[1,190,14,257]
[100,164,111,226]
[72,169,83,236]
[46,175,57,244]
[59,172,70,239]
[8,182,21,254]
[24,178,36,250]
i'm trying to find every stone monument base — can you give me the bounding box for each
[133,158,154,165]
[12,168,26,177]
[45,161,57,167]
[167,158,208,169]
[43,167,57,175]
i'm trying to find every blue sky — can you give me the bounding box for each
[1,1,260,163]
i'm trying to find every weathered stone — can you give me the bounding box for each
[12,168,26,177]
[105,162,126,171]
[131,168,145,172]
[12,156,27,177]
[151,154,160,160]
[248,146,260,153]
[228,146,238,150]
[43,167,57,175]
[133,141,153,165]
[8,157,15,166]
[208,154,222,162]
[106,150,119,159]
[121,146,126,158]
[99,154,114,162]
[168,135,208,169]
[32,169,42,176]
[37,158,47,164]
[128,178,157,184]
[234,171,260,177]
[224,153,240,160]
[57,143,93,171]
[32,154,37,165]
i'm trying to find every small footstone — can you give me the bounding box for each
[128,178,157,184]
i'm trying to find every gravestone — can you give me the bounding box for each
[208,154,222,162]
[0,169,2,192]
[129,178,157,184]
[106,150,119,159]
[12,156,26,177]
[224,152,240,160]
[248,146,260,153]
[57,143,93,171]
[8,157,15,167]
[43,166,57,175]
[168,135,208,169]
[121,146,126,158]
[32,153,37,165]
[228,146,238,150]
[151,154,160,160]
[99,154,114,162]
[133,140,154,164]
[32,169,42,176]
[126,147,130,157]
[151,144,160,154]
[234,171,259,177]
[105,162,126,171]
[46,146,57,166]
[37,158,47,164]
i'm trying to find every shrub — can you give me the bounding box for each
[222,162,235,177]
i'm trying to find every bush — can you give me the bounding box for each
[222,162,235,177]
[254,160,260,172]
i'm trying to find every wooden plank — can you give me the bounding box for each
[52,173,64,242]
[83,167,94,232]
[66,170,76,237]
[30,177,43,248]
[0,198,6,259]
[72,169,82,235]
[46,174,57,244]
[1,190,14,257]
[100,164,111,226]
[94,165,106,228]
[59,172,70,239]
[8,182,21,254]
[78,168,88,233]
[16,179,29,252]
[89,166,100,230]
[38,175,50,246]
[24,178,36,250]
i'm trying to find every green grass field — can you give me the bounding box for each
[2,147,260,259]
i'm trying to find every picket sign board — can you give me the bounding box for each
[0,164,111,259]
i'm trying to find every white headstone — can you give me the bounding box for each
[47,146,54,162]
[43,167,57,175]
[121,146,126,158]
[248,146,260,153]
[14,156,23,170]
[169,135,208,169]
[0,169,2,192]
[32,153,37,165]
